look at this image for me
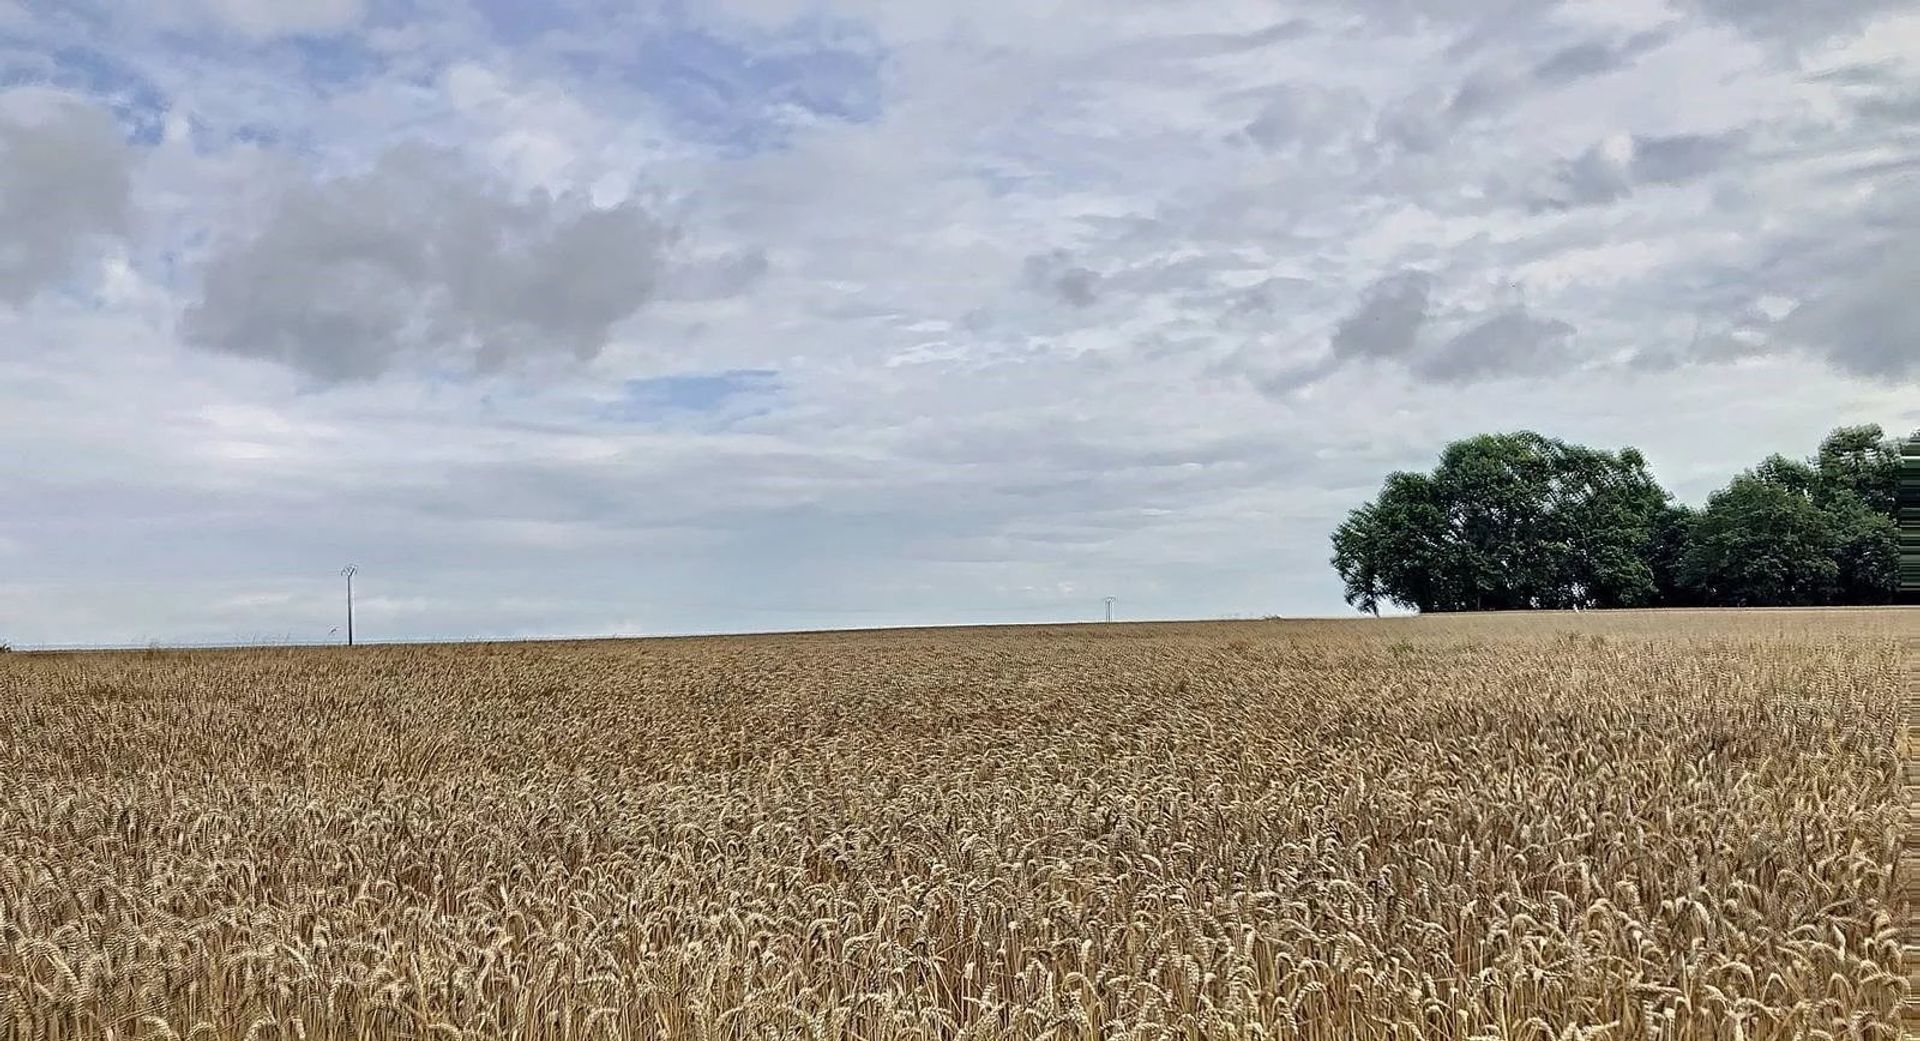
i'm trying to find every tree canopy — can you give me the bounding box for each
[1330,432,1669,613]
[1677,475,1840,607]
[1331,423,1913,614]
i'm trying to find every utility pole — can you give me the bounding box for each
[1103,596,1116,623]
[341,565,357,646]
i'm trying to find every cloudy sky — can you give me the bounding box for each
[1,0,1916,645]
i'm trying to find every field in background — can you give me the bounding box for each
[0,610,1909,1039]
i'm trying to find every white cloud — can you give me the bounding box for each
[1515,240,1672,292]
[439,63,642,192]
[220,590,294,609]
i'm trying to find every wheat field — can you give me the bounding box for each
[0,609,1909,1040]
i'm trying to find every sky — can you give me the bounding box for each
[0,0,1916,645]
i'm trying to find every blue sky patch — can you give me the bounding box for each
[284,35,383,87]
[471,0,572,44]
[549,10,884,156]
[610,369,782,422]
[6,44,169,144]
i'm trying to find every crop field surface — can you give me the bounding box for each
[0,609,1910,1040]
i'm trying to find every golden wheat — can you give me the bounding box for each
[0,609,1907,1039]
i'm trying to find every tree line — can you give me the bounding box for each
[1330,423,1915,614]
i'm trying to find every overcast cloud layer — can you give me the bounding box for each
[0,0,1915,644]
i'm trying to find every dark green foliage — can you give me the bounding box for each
[1677,476,1839,606]
[1644,503,1698,607]
[1751,454,1820,498]
[1815,425,1903,515]
[1332,423,1912,613]
[1330,432,1669,613]
[1900,436,1920,599]
[1825,495,1899,604]
[1675,427,1904,607]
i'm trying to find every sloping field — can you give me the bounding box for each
[0,610,1910,1039]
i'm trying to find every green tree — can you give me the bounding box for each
[1330,502,1389,617]
[1331,471,1451,615]
[1644,502,1698,606]
[1814,424,1904,515]
[1751,453,1820,498]
[1330,432,1673,613]
[1903,435,1920,601]
[1699,423,1906,606]
[1678,475,1840,606]
[1825,495,1898,604]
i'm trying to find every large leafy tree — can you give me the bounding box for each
[1332,422,1912,614]
[1814,424,1905,515]
[1330,472,1447,616]
[1904,435,1920,602]
[1330,432,1673,613]
[1678,424,1906,606]
[1818,425,1912,603]
[1825,496,1898,604]
[1677,475,1841,606]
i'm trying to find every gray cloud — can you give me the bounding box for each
[1540,130,1746,210]
[1234,270,1435,396]
[1331,270,1432,360]
[1370,62,1529,157]
[1220,276,1315,320]
[1825,64,1920,127]
[1675,0,1908,42]
[1244,83,1368,153]
[0,91,133,305]
[1631,131,1747,184]
[1630,321,1772,372]
[1553,140,1635,207]
[1022,250,1102,308]
[1532,29,1673,85]
[1414,305,1576,383]
[1447,65,1521,120]
[1122,19,1315,62]
[1642,168,1920,380]
[1373,90,1454,154]
[1348,0,1555,45]
[1857,88,1920,127]
[1780,237,1920,380]
[183,146,674,382]
[1236,282,1581,393]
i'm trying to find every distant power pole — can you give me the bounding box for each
[1103,596,1116,623]
[341,565,358,646]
